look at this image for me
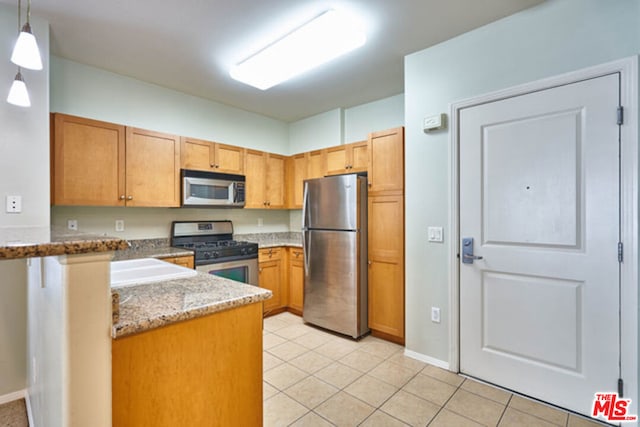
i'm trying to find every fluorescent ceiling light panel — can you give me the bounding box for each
[230,9,366,90]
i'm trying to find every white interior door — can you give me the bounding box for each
[459,73,620,416]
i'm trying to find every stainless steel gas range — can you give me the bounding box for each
[170,220,259,285]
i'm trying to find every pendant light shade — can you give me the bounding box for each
[7,71,31,107]
[11,22,42,70]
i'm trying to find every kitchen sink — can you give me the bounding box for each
[111,258,198,288]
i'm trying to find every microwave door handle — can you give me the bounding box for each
[231,182,237,203]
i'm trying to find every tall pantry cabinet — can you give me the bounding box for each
[367,127,405,344]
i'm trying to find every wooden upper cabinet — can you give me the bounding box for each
[245,149,285,209]
[52,114,181,207]
[244,149,266,208]
[125,128,181,207]
[52,114,126,206]
[325,141,368,176]
[368,127,404,195]
[307,150,325,179]
[214,143,244,174]
[287,154,306,209]
[265,153,286,208]
[181,137,244,174]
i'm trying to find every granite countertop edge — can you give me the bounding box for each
[0,230,129,260]
[112,276,272,339]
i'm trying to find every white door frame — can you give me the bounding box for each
[449,56,638,412]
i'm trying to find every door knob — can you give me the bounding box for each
[462,237,483,264]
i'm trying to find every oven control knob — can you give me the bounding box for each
[203,251,211,259]
[212,251,220,258]
[241,248,247,255]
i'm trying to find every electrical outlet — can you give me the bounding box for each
[5,195,22,213]
[258,218,263,227]
[67,219,78,231]
[115,220,125,232]
[431,307,441,323]
[32,356,37,383]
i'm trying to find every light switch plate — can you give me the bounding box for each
[428,226,444,243]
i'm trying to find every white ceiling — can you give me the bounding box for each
[2,0,544,122]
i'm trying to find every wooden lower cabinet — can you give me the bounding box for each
[288,248,304,315]
[259,248,286,315]
[112,302,263,427]
[159,255,194,269]
[368,195,405,344]
[257,247,304,317]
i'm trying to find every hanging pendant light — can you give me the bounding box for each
[7,70,31,107]
[10,0,42,70]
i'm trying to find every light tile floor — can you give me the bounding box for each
[263,312,608,427]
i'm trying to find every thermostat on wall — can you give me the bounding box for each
[423,113,447,132]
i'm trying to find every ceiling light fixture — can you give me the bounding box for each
[7,71,31,107]
[11,0,43,70]
[230,9,366,90]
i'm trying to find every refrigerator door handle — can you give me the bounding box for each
[302,181,309,229]
[302,230,310,273]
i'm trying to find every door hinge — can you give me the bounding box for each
[618,378,624,397]
[618,242,623,263]
[617,106,624,125]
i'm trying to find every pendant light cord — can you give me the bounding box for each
[26,0,30,25]
[17,0,21,33]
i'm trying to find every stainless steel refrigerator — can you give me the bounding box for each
[302,173,369,339]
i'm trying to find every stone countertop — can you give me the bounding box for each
[0,226,129,260]
[112,273,271,338]
[112,238,193,261]
[236,232,302,249]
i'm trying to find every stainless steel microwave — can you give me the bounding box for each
[181,169,245,207]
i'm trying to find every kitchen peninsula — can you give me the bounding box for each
[0,227,271,427]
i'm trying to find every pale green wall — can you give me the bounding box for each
[404,0,640,363]
[288,108,343,153]
[288,95,405,154]
[0,4,49,396]
[344,94,404,142]
[51,57,289,154]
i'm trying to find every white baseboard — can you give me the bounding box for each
[0,389,27,405]
[25,392,34,427]
[404,349,451,371]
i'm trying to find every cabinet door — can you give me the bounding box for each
[181,137,214,172]
[325,146,348,175]
[214,143,244,174]
[350,141,368,172]
[266,153,286,208]
[288,249,304,314]
[368,195,405,343]
[244,150,266,208]
[307,150,325,179]
[368,127,404,195]
[125,128,181,207]
[52,114,125,206]
[161,256,195,269]
[287,154,306,209]
[259,259,282,313]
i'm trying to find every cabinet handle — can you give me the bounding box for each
[215,164,220,168]
[368,260,372,265]
[210,163,215,168]
[259,268,263,273]
[127,196,133,200]
[368,182,372,187]
[119,195,126,200]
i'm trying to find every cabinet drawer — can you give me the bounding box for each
[289,248,303,259]
[259,247,282,262]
